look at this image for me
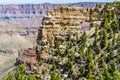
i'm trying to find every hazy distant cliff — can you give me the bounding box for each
[0,4,63,14]
[0,2,105,14]
[0,2,105,27]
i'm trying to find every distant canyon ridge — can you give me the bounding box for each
[0,2,105,27]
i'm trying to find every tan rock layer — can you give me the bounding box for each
[36,6,113,59]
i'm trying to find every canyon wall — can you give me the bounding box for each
[0,2,105,27]
[36,3,120,59]
[36,6,106,59]
[0,4,62,27]
[0,3,105,14]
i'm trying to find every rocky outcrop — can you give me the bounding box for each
[36,4,120,59]
[36,6,105,59]
[16,48,37,69]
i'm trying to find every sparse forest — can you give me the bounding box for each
[2,1,120,80]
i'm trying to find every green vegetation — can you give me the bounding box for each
[3,1,120,80]
[2,64,37,80]
[100,29,108,48]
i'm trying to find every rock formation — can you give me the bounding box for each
[0,2,105,27]
[36,6,103,59]
[0,3,105,14]
[36,4,120,59]
[16,48,37,69]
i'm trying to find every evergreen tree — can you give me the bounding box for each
[79,43,85,58]
[2,72,13,80]
[113,71,120,80]
[111,19,119,33]
[64,45,69,56]
[67,59,73,73]
[103,17,109,29]
[107,42,112,53]
[108,26,113,39]
[56,47,61,56]
[51,64,61,80]
[104,2,110,9]
[112,33,116,46]
[52,64,56,71]
[54,40,60,49]
[94,25,98,46]
[51,70,57,80]
[69,51,75,62]
[16,64,26,74]
[110,60,117,72]
[100,29,108,48]
[117,33,120,53]
[80,31,87,45]
[107,11,112,22]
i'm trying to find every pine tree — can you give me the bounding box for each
[51,70,57,80]
[69,51,75,62]
[56,74,61,80]
[16,64,26,74]
[64,45,69,56]
[79,43,85,58]
[108,26,113,39]
[111,60,117,72]
[104,2,110,9]
[56,47,61,56]
[2,72,13,80]
[67,59,73,73]
[107,42,112,53]
[80,31,87,45]
[111,19,119,33]
[94,25,98,46]
[100,29,108,48]
[51,64,61,80]
[103,17,109,30]
[54,40,60,49]
[117,33,120,53]
[107,11,112,22]
[112,33,116,46]
[52,64,56,71]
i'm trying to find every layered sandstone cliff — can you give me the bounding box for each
[36,2,120,59]
[36,6,105,59]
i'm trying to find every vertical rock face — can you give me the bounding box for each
[37,7,87,58]
[36,6,105,59]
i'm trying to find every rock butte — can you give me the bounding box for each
[36,6,115,59]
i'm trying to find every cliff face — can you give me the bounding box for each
[0,2,105,27]
[0,4,63,14]
[37,4,120,59]
[36,6,105,58]
[0,4,62,27]
[0,2,105,14]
